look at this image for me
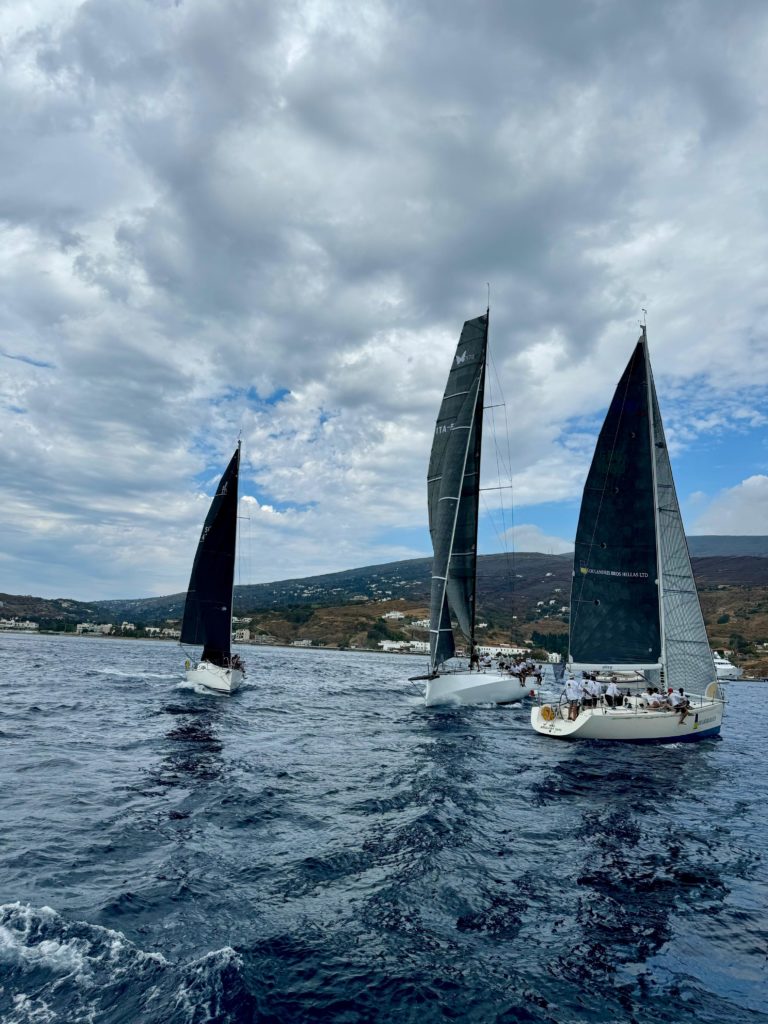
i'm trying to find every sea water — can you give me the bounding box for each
[0,632,765,1023]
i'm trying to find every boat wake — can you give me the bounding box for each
[173,679,233,696]
[94,668,179,680]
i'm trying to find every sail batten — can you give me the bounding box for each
[427,314,488,671]
[180,446,240,666]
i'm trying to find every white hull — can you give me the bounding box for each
[185,662,243,694]
[531,688,723,743]
[425,670,534,707]
[714,658,742,680]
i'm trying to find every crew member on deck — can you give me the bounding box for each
[605,677,621,708]
[565,674,582,720]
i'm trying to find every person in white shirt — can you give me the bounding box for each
[564,675,583,720]
[605,678,621,708]
[673,687,690,722]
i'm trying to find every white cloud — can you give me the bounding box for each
[1,0,768,599]
[691,475,768,535]
[503,524,574,556]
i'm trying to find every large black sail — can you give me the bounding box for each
[181,446,240,665]
[569,332,662,668]
[428,314,488,671]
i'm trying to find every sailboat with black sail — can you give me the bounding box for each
[531,327,724,741]
[415,312,532,706]
[181,442,244,694]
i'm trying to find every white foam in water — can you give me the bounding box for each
[95,669,179,680]
[172,946,243,1022]
[174,679,228,696]
[1,903,241,1024]
[8,994,56,1024]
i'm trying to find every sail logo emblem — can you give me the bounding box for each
[580,567,649,578]
[220,482,229,495]
[454,349,471,366]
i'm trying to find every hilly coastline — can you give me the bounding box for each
[3,537,768,675]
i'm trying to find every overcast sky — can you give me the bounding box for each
[2,0,767,601]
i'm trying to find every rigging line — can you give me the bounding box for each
[480,491,512,553]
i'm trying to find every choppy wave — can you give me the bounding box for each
[0,903,250,1024]
[0,633,766,1023]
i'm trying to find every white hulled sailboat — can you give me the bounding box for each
[180,442,244,694]
[414,312,532,707]
[531,327,724,741]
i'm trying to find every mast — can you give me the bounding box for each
[643,326,667,678]
[230,439,242,655]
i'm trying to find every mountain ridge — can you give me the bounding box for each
[1,537,767,632]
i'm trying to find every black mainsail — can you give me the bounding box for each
[569,327,714,686]
[569,331,661,669]
[181,444,240,667]
[428,314,488,673]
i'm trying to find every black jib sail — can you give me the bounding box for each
[569,330,662,668]
[428,314,488,672]
[181,445,240,666]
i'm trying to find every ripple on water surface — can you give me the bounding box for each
[0,633,766,1023]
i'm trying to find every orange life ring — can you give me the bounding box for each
[541,704,555,721]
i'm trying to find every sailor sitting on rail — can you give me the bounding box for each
[646,687,670,710]
[669,687,690,722]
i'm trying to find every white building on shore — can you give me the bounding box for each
[0,618,39,631]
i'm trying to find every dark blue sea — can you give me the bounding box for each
[1,633,766,1024]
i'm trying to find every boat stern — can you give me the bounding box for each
[185,661,243,694]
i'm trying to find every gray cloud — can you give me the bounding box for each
[1,0,768,599]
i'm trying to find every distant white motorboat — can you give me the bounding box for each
[713,653,742,680]
[412,311,532,707]
[532,327,724,743]
[180,443,245,695]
